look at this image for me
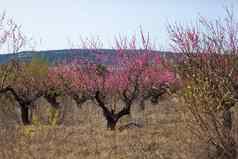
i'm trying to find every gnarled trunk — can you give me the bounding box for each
[95,91,131,130]
[102,109,126,130]
[21,106,31,125]
[1,86,43,126]
[106,117,117,130]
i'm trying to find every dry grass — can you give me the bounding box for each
[0,95,208,159]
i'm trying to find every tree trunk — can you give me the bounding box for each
[95,91,131,130]
[106,117,117,130]
[21,106,31,125]
[217,108,237,159]
[139,100,145,111]
[223,109,232,131]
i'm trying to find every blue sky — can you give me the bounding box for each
[0,0,237,51]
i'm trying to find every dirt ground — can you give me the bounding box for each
[0,95,207,159]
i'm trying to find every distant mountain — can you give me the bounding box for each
[0,49,180,65]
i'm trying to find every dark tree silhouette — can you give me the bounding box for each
[0,86,43,125]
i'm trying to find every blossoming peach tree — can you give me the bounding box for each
[49,33,177,130]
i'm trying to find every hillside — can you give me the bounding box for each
[0,49,178,64]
